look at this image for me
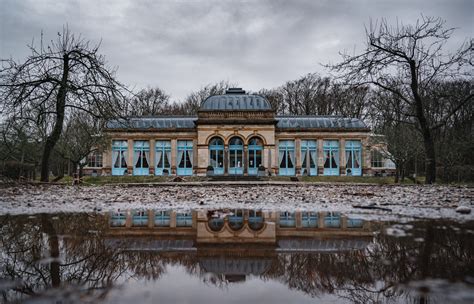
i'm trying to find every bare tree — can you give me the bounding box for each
[0,27,127,181]
[126,87,171,116]
[326,16,473,184]
[179,80,237,115]
[55,112,107,178]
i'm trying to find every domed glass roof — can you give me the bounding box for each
[200,88,272,111]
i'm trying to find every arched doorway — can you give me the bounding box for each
[248,137,263,175]
[209,137,224,175]
[229,137,244,175]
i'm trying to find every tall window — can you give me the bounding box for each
[209,137,224,175]
[279,140,295,176]
[301,140,317,176]
[177,140,193,175]
[279,211,296,227]
[154,210,171,227]
[324,212,341,228]
[302,211,318,228]
[112,140,128,176]
[371,150,385,168]
[248,137,263,175]
[323,140,339,176]
[156,140,171,175]
[133,141,150,176]
[86,151,103,168]
[345,140,362,176]
[176,212,193,227]
[229,137,244,175]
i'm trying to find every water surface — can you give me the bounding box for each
[0,209,473,303]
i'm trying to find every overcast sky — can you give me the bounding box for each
[0,0,472,101]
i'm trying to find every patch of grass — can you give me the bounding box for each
[56,175,206,185]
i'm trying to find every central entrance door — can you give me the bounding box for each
[229,137,243,175]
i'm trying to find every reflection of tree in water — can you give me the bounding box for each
[120,251,199,281]
[0,213,126,302]
[0,213,201,302]
[1,215,472,303]
[264,222,473,303]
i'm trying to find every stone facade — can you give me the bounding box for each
[100,88,378,177]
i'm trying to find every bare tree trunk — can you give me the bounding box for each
[423,136,437,184]
[79,165,85,178]
[41,215,61,288]
[40,55,69,182]
[409,60,436,184]
[394,167,400,183]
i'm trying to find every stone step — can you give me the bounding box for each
[208,175,264,182]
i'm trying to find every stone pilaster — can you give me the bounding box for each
[171,139,177,175]
[317,140,324,175]
[149,139,155,175]
[243,146,248,175]
[224,147,229,175]
[339,138,346,176]
[127,139,134,175]
[295,138,301,175]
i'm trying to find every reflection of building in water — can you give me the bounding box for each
[107,209,374,283]
[108,209,373,241]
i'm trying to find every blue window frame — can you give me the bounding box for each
[110,212,126,227]
[112,140,128,176]
[155,141,171,176]
[324,212,341,228]
[132,210,148,227]
[208,217,225,231]
[248,137,263,175]
[279,140,295,176]
[301,140,317,176]
[209,137,224,175]
[345,140,362,176]
[154,210,171,227]
[228,209,244,230]
[133,141,150,176]
[229,137,244,175]
[248,210,264,230]
[323,140,339,176]
[177,140,193,176]
[302,211,318,228]
[347,218,364,228]
[280,211,296,228]
[176,212,193,227]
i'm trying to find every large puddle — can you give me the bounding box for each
[0,209,473,303]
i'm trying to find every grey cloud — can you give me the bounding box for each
[0,0,472,101]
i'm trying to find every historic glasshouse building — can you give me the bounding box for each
[90,88,394,177]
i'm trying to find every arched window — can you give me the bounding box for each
[228,209,244,230]
[208,137,224,175]
[248,137,263,175]
[229,137,244,175]
[248,210,264,230]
